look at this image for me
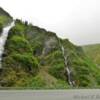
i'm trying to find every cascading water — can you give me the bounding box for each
[0,21,15,69]
[61,46,75,87]
[54,37,75,87]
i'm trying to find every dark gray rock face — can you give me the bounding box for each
[42,37,58,56]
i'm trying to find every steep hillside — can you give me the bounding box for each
[0,7,12,26]
[0,8,100,89]
[83,44,100,66]
[0,7,13,35]
[0,20,100,89]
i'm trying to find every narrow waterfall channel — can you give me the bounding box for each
[57,38,75,86]
[61,46,75,87]
[0,22,15,68]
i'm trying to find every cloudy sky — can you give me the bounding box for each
[0,0,100,45]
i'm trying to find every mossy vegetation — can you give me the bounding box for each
[1,19,100,89]
[83,44,100,66]
[0,7,100,89]
[0,7,12,26]
[0,15,12,26]
[0,23,3,34]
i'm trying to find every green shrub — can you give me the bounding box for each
[29,75,46,89]
[49,63,65,79]
[0,23,3,33]
[11,53,39,75]
[7,35,32,53]
[8,26,24,38]
[78,75,91,87]
[8,21,27,38]
[95,74,100,85]
[45,50,63,64]
[54,79,69,89]
[0,15,12,26]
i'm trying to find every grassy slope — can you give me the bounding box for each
[1,20,100,89]
[0,8,100,89]
[0,7,12,26]
[1,20,69,89]
[83,44,100,66]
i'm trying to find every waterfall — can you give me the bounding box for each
[57,38,75,86]
[0,21,15,69]
[61,45,75,87]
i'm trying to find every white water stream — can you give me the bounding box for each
[0,22,15,68]
[61,46,75,87]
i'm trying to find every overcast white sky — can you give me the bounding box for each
[0,0,100,45]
